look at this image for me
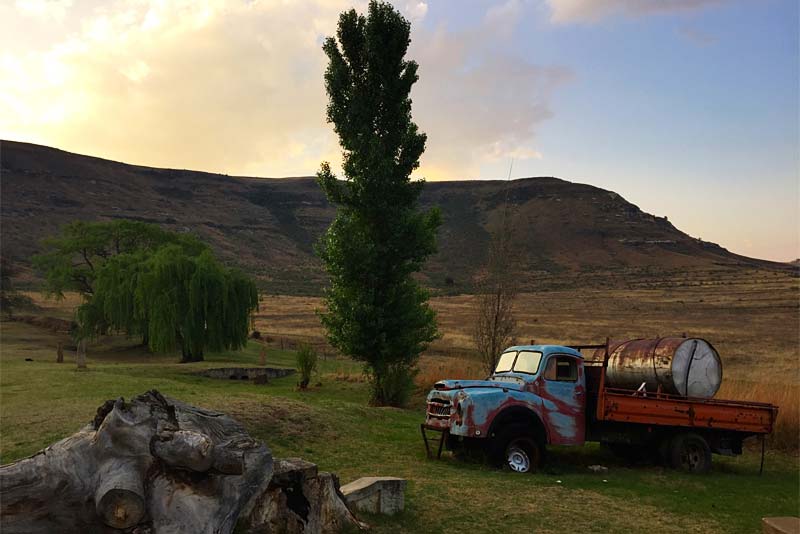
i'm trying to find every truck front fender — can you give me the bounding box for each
[456,391,549,443]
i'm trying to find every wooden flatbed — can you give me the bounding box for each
[598,386,777,434]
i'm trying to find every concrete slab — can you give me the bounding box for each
[763,517,800,534]
[340,476,407,516]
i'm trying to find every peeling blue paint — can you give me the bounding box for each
[425,345,587,445]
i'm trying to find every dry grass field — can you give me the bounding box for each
[22,268,800,450]
[251,269,798,378]
[248,269,799,449]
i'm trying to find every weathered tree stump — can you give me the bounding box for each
[0,390,272,533]
[242,458,367,534]
[0,391,366,534]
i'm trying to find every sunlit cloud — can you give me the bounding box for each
[0,0,563,181]
[15,0,74,21]
[411,0,570,179]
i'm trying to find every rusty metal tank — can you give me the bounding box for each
[598,337,722,399]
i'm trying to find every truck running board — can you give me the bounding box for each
[420,424,449,459]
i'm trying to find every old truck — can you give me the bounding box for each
[421,337,778,473]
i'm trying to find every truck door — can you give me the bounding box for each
[539,354,586,445]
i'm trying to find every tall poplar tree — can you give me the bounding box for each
[317,1,441,406]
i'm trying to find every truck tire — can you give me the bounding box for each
[490,424,543,474]
[669,433,712,474]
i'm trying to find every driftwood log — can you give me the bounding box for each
[0,390,365,534]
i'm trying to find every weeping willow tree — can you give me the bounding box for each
[36,220,207,346]
[77,251,151,343]
[135,247,258,362]
[63,225,258,362]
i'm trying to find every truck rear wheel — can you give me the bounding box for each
[491,424,543,474]
[669,433,711,474]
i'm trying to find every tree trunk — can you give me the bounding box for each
[0,391,366,534]
[56,342,64,363]
[76,339,86,369]
[180,340,204,363]
[180,351,204,363]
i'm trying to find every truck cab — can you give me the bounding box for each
[423,345,588,472]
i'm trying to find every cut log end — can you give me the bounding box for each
[96,488,145,529]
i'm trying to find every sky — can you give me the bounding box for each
[1,0,797,262]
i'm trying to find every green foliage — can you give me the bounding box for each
[32,219,206,299]
[295,343,319,389]
[317,1,441,406]
[134,247,258,362]
[38,220,258,362]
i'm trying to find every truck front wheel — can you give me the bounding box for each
[669,433,712,474]
[491,425,543,474]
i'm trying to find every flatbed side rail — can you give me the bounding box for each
[599,387,778,434]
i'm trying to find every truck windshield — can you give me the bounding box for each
[494,350,543,375]
[495,351,517,372]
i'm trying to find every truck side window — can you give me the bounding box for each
[544,356,578,382]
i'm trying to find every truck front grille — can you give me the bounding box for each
[427,398,452,419]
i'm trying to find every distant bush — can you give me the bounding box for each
[296,344,318,389]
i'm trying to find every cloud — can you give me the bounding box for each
[404,1,428,21]
[547,0,724,23]
[0,0,567,180]
[411,2,571,178]
[15,0,73,21]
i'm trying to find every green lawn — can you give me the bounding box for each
[1,320,797,533]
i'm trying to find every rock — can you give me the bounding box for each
[762,517,800,534]
[340,476,407,516]
[196,367,295,381]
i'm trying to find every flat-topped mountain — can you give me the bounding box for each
[0,141,783,293]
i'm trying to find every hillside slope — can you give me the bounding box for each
[0,141,780,293]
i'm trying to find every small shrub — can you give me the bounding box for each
[251,330,262,339]
[371,364,416,407]
[296,344,318,389]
